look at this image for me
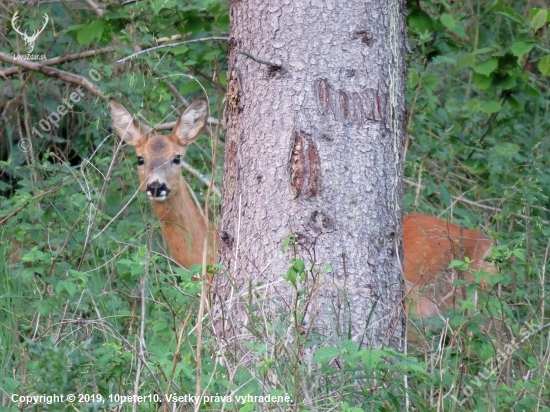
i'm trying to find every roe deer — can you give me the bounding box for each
[109,98,215,269]
[403,214,494,325]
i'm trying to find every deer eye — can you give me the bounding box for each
[172,155,181,165]
[137,156,145,166]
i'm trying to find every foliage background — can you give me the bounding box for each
[0,0,549,410]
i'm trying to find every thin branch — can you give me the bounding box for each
[83,0,105,16]
[0,51,105,99]
[238,51,281,68]
[116,37,229,63]
[181,160,222,199]
[155,117,219,131]
[0,47,116,77]
[156,34,184,44]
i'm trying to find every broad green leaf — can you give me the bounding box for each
[77,20,105,45]
[462,159,488,174]
[473,58,498,76]
[511,41,535,57]
[539,55,550,76]
[408,9,433,33]
[495,142,520,155]
[529,7,550,22]
[466,99,501,114]
[479,100,502,114]
[440,14,456,31]
[501,75,517,90]
[341,340,358,355]
[64,281,77,297]
[408,72,420,88]
[171,45,189,55]
[312,347,341,364]
[457,53,475,69]
[530,9,548,31]
[152,0,177,13]
[360,349,385,368]
[474,73,492,90]
[473,47,495,55]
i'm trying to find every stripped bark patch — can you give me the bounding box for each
[227,70,241,111]
[314,78,387,124]
[339,90,349,119]
[290,131,321,198]
[315,78,331,114]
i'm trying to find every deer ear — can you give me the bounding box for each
[172,98,208,146]
[109,99,150,148]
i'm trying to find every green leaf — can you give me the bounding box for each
[473,58,498,76]
[341,340,358,355]
[466,99,501,114]
[511,41,535,57]
[202,50,219,62]
[462,159,488,174]
[360,349,385,368]
[408,9,433,33]
[530,9,548,31]
[479,100,502,114]
[495,142,520,155]
[64,281,77,296]
[501,75,517,90]
[312,347,341,364]
[408,72,420,88]
[539,55,550,76]
[457,53,475,69]
[77,20,105,45]
[440,14,456,31]
[171,45,189,56]
[151,0,178,13]
[474,73,492,90]
[473,47,495,55]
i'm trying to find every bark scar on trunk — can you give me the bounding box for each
[289,131,321,198]
[227,70,241,111]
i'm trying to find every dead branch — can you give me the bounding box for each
[0,47,116,77]
[0,51,105,99]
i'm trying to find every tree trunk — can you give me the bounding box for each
[215,0,407,350]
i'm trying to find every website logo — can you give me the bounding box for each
[11,11,48,60]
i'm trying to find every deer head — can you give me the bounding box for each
[109,98,209,202]
[11,11,49,54]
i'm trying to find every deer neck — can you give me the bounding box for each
[152,180,210,269]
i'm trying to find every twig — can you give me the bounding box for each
[116,37,229,64]
[83,0,105,16]
[155,117,219,131]
[156,34,184,44]
[181,160,222,199]
[0,51,105,99]
[0,47,116,77]
[238,51,281,68]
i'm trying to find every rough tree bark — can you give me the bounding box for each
[214,0,407,350]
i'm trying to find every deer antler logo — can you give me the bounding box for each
[11,11,49,54]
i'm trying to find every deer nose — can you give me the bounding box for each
[146,181,171,200]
